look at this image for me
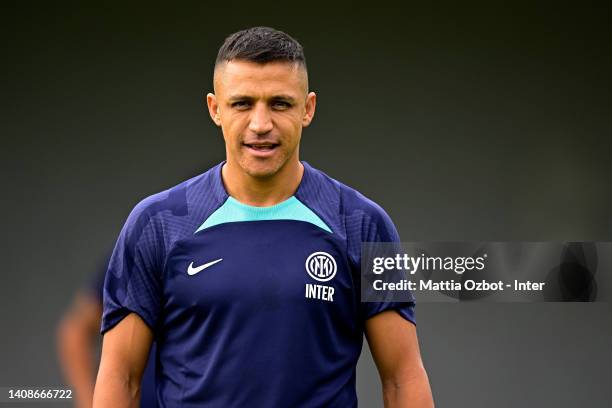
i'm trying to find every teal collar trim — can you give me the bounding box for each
[195,196,332,234]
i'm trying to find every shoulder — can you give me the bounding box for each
[299,162,399,242]
[121,163,227,244]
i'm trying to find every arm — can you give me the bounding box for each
[93,313,153,408]
[365,310,434,408]
[56,294,103,408]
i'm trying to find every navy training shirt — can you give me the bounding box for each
[102,161,416,407]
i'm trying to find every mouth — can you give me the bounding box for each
[242,142,280,156]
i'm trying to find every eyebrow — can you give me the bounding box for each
[270,94,297,103]
[227,94,297,103]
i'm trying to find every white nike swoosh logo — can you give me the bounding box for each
[187,258,223,275]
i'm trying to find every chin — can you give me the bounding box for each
[241,159,284,179]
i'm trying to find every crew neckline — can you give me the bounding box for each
[214,161,311,208]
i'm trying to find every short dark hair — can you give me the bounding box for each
[215,26,306,70]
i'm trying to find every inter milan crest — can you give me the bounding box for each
[305,251,337,282]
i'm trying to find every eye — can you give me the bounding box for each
[231,101,251,110]
[272,101,291,110]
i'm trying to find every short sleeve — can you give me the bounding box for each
[346,195,416,326]
[101,200,163,334]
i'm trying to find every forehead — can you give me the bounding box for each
[214,60,307,97]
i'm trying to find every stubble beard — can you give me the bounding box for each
[237,145,297,180]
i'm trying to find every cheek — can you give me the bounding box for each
[277,115,303,142]
[222,118,245,145]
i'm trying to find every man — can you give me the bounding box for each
[57,256,156,408]
[94,27,433,407]
[57,273,104,408]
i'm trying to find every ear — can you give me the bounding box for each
[302,91,317,127]
[206,93,222,127]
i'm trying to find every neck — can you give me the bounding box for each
[222,159,304,207]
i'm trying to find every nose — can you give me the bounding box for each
[248,103,274,135]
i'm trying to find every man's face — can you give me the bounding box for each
[207,60,316,179]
